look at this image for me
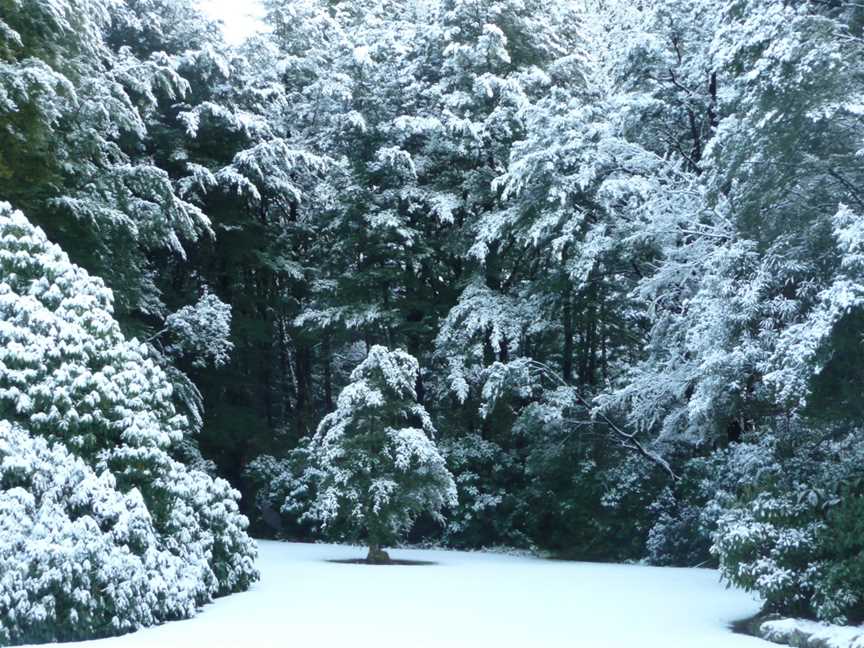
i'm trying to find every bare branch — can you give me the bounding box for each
[526,360,679,480]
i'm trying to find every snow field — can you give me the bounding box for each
[38,540,771,648]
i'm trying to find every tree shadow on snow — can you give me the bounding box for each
[326,558,437,566]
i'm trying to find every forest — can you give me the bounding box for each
[2,0,864,644]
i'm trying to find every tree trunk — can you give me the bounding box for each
[294,343,313,433]
[366,544,391,564]
[562,287,574,383]
[323,335,333,411]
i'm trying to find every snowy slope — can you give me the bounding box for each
[32,541,771,648]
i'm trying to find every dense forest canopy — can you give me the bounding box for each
[2,0,864,641]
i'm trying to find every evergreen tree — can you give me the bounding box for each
[300,346,456,562]
[0,203,258,642]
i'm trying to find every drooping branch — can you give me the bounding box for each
[526,359,679,480]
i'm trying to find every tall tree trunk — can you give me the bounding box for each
[260,344,274,429]
[276,315,293,426]
[323,334,333,411]
[562,287,574,383]
[294,343,313,434]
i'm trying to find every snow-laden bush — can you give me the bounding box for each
[645,486,713,568]
[438,433,515,548]
[0,204,258,643]
[0,421,207,644]
[244,441,322,538]
[162,288,233,368]
[713,488,826,618]
[298,346,457,561]
[710,425,864,623]
[643,449,735,568]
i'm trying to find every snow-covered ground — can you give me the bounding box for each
[37,541,771,648]
[760,618,864,648]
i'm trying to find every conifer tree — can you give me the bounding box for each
[302,346,456,562]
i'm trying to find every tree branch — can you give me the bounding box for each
[526,360,679,480]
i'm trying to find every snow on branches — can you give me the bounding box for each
[298,346,456,559]
[0,204,258,643]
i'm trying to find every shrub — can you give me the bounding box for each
[0,205,258,643]
[710,424,864,623]
[0,422,207,644]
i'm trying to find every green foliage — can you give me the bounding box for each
[820,491,864,623]
[710,425,864,623]
[244,441,323,539]
[298,346,457,551]
[439,434,522,548]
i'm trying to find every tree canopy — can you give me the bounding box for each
[3,0,864,633]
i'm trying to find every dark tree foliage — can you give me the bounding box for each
[4,0,864,627]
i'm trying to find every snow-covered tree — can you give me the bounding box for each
[0,204,258,642]
[154,288,234,369]
[596,0,864,445]
[301,346,456,562]
[0,0,251,452]
[0,421,201,644]
[0,0,215,317]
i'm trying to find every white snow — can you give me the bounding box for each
[761,618,864,648]
[30,540,773,648]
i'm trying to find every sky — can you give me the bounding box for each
[196,0,267,44]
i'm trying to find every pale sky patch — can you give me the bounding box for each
[196,0,267,45]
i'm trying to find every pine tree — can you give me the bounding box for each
[302,346,456,562]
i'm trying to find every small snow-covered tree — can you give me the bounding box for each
[303,346,456,562]
[157,288,234,369]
